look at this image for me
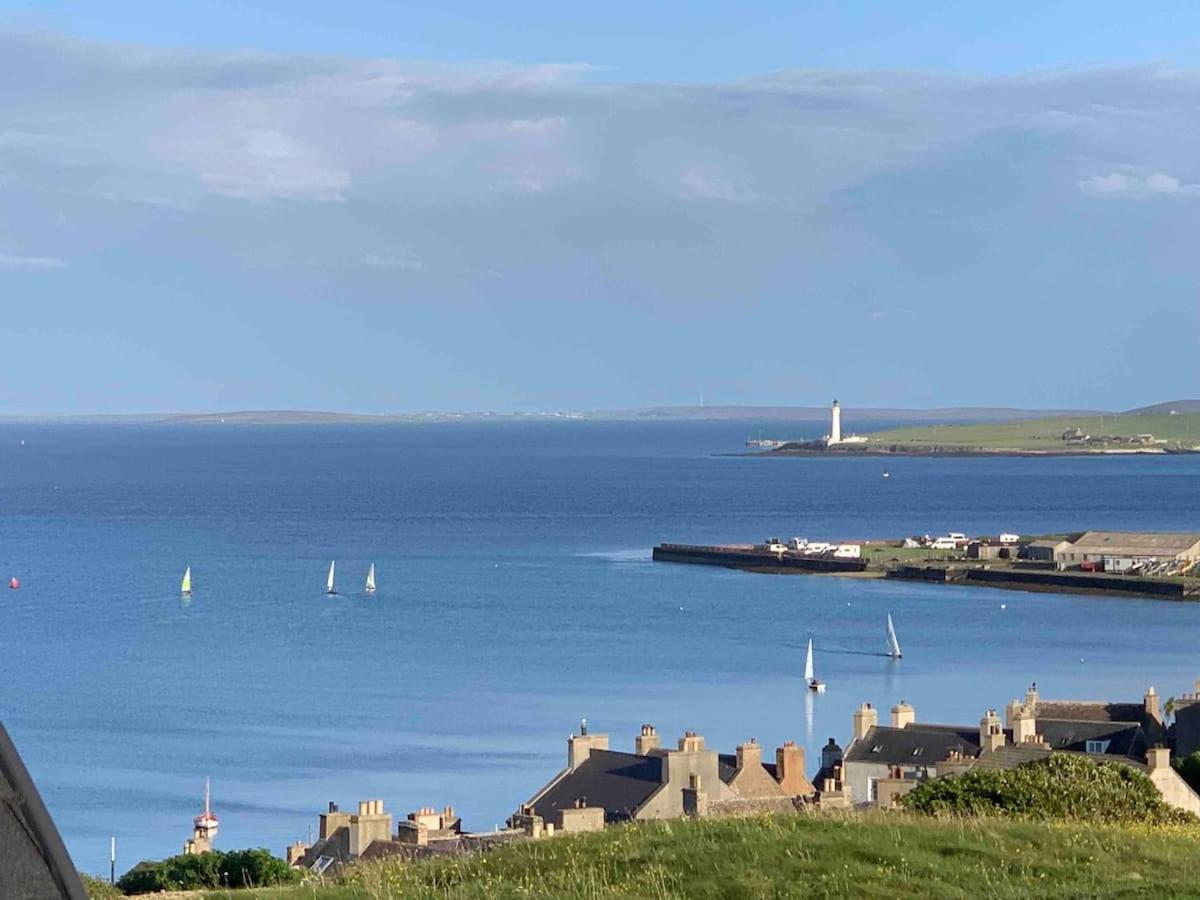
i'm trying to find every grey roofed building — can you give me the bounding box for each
[0,723,88,900]
[1066,531,1200,560]
[517,725,816,830]
[838,685,1200,816]
[527,750,665,824]
[842,724,981,767]
[1035,720,1148,759]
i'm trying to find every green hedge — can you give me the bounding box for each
[900,754,1194,824]
[116,847,299,894]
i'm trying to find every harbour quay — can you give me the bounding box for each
[653,530,1200,600]
[651,543,869,574]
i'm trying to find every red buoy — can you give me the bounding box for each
[9,577,19,590]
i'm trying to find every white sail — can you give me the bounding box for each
[326,560,336,594]
[804,638,815,682]
[181,566,192,596]
[887,613,902,658]
[365,563,376,593]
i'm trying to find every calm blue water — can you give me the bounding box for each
[2,421,1200,875]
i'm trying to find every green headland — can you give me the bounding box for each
[773,406,1200,455]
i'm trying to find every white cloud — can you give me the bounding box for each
[1078,171,1200,198]
[0,253,66,270]
[363,254,422,271]
[679,166,747,201]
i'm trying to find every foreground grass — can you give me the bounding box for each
[184,812,1200,899]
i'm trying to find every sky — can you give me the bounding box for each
[1,2,1199,413]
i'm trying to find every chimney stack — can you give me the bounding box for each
[1012,704,1036,745]
[775,741,809,795]
[890,701,915,729]
[1145,686,1162,724]
[568,725,609,769]
[1147,745,1170,771]
[979,710,1005,752]
[853,703,878,742]
[677,731,706,753]
[735,738,762,771]
[635,724,661,755]
[821,738,843,771]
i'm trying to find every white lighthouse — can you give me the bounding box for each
[829,399,842,445]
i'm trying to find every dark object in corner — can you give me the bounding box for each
[0,721,88,899]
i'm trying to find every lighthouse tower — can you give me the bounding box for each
[829,399,842,445]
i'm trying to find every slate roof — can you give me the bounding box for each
[1070,531,1200,558]
[717,753,778,785]
[1036,720,1146,758]
[297,826,351,870]
[844,725,980,766]
[971,744,1052,769]
[1035,701,1147,723]
[528,750,664,823]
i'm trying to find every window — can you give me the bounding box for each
[1085,740,1111,755]
[912,748,924,757]
[871,745,883,754]
[867,777,878,802]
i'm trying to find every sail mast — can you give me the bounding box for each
[887,613,902,658]
[804,639,815,681]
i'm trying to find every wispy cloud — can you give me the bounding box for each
[1078,171,1200,198]
[0,253,66,270]
[363,254,422,271]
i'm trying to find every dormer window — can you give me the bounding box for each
[871,745,884,753]
[912,748,923,757]
[1085,740,1111,755]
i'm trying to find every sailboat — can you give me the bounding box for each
[326,561,337,596]
[805,638,826,692]
[181,566,192,599]
[365,563,376,594]
[193,777,219,839]
[887,612,902,659]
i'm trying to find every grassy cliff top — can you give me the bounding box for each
[864,412,1200,451]
[181,812,1200,899]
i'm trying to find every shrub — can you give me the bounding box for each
[900,754,1195,825]
[79,872,123,899]
[116,848,300,894]
[1174,751,1200,794]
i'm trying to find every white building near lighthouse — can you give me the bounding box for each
[825,399,868,446]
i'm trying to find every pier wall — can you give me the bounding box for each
[651,544,867,574]
[964,568,1191,598]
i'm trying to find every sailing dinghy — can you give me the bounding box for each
[805,638,826,692]
[181,566,192,599]
[365,563,376,594]
[887,613,902,659]
[326,561,337,595]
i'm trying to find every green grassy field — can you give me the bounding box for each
[866,412,1200,451]
[178,813,1200,900]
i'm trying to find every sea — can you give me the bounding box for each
[2,420,1200,875]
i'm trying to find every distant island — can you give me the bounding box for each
[0,404,1107,426]
[0,400,1197,433]
[767,400,1200,456]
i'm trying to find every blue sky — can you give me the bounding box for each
[1,2,1198,412]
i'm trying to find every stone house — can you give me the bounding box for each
[515,723,815,831]
[837,684,1200,816]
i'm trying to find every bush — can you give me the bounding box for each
[116,848,300,894]
[1174,751,1200,794]
[79,872,123,899]
[900,754,1195,825]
